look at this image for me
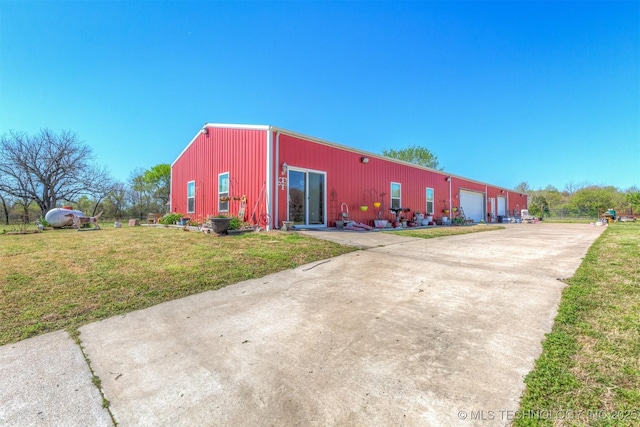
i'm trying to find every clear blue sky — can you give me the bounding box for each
[1,1,638,192]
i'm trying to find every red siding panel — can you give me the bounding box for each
[171,127,267,222]
[274,132,529,226]
[172,125,529,228]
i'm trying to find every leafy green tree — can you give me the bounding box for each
[142,164,171,206]
[129,164,170,217]
[382,145,441,170]
[541,185,564,216]
[528,193,549,217]
[130,164,171,213]
[625,189,640,213]
[569,186,625,217]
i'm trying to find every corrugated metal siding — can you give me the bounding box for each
[278,134,450,225]
[172,125,530,226]
[275,132,530,226]
[171,128,267,221]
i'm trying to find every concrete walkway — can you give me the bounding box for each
[0,224,605,426]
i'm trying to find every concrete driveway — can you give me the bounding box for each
[1,224,604,426]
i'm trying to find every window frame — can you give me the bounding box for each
[426,187,434,215]
[390,182,401,209]
[187,181,195,214]
[218,172,230,213]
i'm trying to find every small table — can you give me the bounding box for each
[389,207,409,223]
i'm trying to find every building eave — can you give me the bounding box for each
[172,122,520,193]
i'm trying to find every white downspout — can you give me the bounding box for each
[265,129,273,230]
[274,131,280,229]
[485,184,489,222]
[448,177,452,220]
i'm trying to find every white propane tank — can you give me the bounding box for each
[45,207,85,228]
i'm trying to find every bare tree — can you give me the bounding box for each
[0,129,103,217]
[563,181,591,196]
[81,164,115,216]
[129,168,162,217]
[105,181,128,219]
[514,181,531,194]
[0,190,10,225]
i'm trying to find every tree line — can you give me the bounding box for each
[514,182,640,219]
[0,130,444,226]
[1,129,637,225]
[0,129,170,225]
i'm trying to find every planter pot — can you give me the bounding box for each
[426,215,433,222]
[335,220,344,230]
[373,202,381,208]
[281,221,294,231]
[211,217,232,235]
[443,209,449,214]
[360,205,368,211]
[374,219,388,228]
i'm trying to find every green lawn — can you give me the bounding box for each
[0,226,356,345]
[516,222,640,426]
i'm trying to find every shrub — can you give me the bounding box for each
[229,217,241,230]
[159,213,183,225]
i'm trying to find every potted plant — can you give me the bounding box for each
[159,213,183,226]
[210,215,232,234]
[281,220,295,231]
[360,205,368,211]
[373,202,381,208]
[374,219,388,228]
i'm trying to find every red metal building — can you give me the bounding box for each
[170,123,528,229]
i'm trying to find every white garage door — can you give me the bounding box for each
[497,196,506,216]
[460,190,485,222]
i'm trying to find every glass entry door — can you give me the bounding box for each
[288,169,325,227]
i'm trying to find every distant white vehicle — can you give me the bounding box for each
[520,209,535,224]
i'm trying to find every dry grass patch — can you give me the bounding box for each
[0,226,356,345]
